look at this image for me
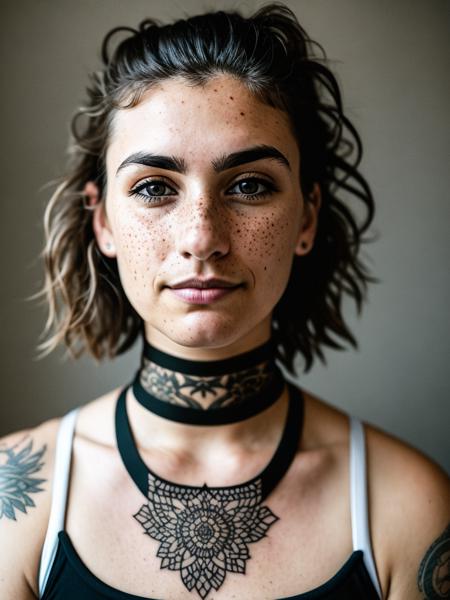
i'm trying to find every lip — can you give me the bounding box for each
[169,277,240,289]
[168,286,240,304]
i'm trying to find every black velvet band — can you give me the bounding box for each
[142,338,276,375]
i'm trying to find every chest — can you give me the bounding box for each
[64,439,354,599]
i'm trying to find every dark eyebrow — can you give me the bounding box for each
[212,145,291,172]
[116,152,187,175]
[116,144,290,176]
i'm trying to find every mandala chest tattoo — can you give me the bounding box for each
[134,473,278,599]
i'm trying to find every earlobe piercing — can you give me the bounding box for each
[106,242,113,250]
[300,241,308,250]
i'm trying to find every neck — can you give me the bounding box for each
[127,335,288,454]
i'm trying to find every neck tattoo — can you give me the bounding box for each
[139,357,274,409]
[132,338,287,426]
[116,339,304,598]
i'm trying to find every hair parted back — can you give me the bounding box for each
[35,3,377,375]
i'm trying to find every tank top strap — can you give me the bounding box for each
[349,416,383,598]
[38,407,80,598]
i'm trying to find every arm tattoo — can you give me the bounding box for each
[0,437,47,520]
[418,523,450,598]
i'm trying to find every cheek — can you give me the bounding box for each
[112,209,168,300]
[235,208,297,280]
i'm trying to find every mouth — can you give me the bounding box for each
[169,278,240,289]
[166,279,242,304]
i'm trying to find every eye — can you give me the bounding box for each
[128,179,177,204]
[227,177,276,200]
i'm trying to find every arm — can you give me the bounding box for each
[367,426,450,599]
[388,460,449,600]
[0,422,58,599]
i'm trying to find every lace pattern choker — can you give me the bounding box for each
[134,338,285,425]
[115,382,304,599]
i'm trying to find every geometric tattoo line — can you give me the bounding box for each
[134,473,279,599]
[417,522,450,599]
[0,438,47,520]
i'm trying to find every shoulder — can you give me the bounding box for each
[0,389,120,597]
[300,385,449,511]
[364,422,450,599]
[0,416,62,597]
[301,387,449,598]
[0,416,62,521]
[364,420,449,508]
[364,421,449,540]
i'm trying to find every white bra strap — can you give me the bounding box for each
[38,408,80,598]
[350,416,383,598]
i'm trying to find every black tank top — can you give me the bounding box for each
[38,394,382,599]
[41,530,380,599]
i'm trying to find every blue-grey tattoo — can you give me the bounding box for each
[418,523,450,598]
[0,438,47,520]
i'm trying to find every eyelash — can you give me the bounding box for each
[128,176,277,205]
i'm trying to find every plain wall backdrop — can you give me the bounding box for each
[1,0,449,472]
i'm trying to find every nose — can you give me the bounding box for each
[176,197,230,262]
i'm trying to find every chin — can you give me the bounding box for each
[154,312,253,351]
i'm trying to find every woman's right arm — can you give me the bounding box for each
[0,419,60,599]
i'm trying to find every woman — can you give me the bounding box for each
[1,4,448,599]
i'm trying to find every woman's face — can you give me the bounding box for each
[93,74,320,357]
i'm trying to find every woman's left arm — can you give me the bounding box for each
[366,426,450,599]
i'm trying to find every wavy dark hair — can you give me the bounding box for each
[34,3,377,374]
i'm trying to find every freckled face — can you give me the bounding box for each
[104,75,307,357]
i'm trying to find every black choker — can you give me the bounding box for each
[141,337,276,374]
[133,339,286,426]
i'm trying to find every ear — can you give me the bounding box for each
[294,183,322,256]
[83,181,117,258]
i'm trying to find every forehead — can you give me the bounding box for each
[106,74,299,173]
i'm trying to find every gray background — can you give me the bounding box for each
[1,0,449,472]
